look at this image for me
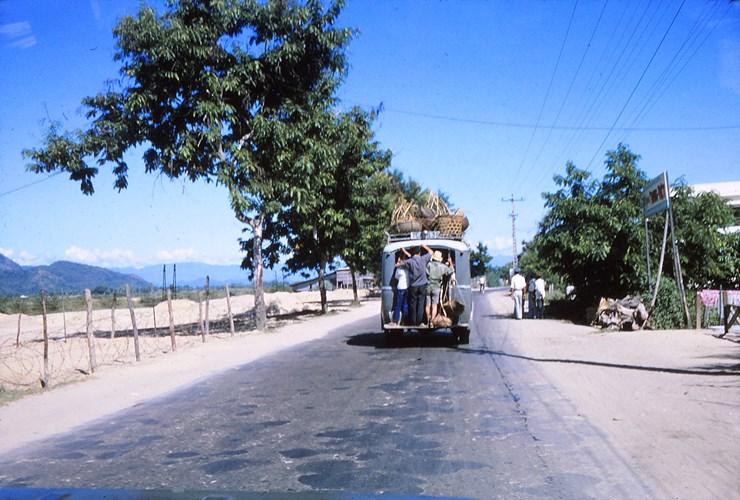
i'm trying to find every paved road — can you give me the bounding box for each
[0,294,652,498]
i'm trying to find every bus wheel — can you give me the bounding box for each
[453,327,470,345]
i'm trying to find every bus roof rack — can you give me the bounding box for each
[385,230,465,243]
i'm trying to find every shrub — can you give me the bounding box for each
[648,276,694,329]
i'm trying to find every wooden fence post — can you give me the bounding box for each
[152,306,158,334]
[204,275,210,337]
[695,291,702,330]
[61,291,67,341]
[41,290,49,388]
[167,289,176,352]
[111,292,117,339]
[126,285,141,362]
[16,312,21,348]
[85,289,98,373]
[198,292,205,342]
[226,284,235,336]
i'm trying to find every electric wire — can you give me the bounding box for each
[0,172,64,198]
[511,0,580,187]
[584,0,688,171]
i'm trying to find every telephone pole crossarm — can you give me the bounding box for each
[502,195,524,268]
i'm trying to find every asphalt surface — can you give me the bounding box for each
[0,294,653,499]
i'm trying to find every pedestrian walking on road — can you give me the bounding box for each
[527,276,537,319]
[534,273,546,319]
[397,244,433,326]
[510,269,526,320]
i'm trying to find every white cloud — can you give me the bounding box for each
[719,37,740,95]
[64,246,139,267]
[0,22,31,38]
[485,237,514,254]
[0,21,36,49]
[0,247,14,258]
[155,248,202,263]
[15,251,39,266]
[9,35,36,49]
[89,0,103,24]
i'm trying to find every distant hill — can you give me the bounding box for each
[113,262,254,288]
[0,254,151,296]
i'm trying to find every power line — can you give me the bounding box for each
[513,0,580,184]
[340,101,740,132]
[0,171,64,198]
[585,0,688,170]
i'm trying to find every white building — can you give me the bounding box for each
[691,181,740,234]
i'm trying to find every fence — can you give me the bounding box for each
[0,280,257,392]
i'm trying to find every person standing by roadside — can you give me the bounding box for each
[527,275,537,319]
[389,253,409,325]
[397,244,433,326]
[510,268,526,320]
[534,273,546,319]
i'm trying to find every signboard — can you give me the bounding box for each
[642,172,670,218]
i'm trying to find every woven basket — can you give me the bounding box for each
[393,220,423,233]
[435,214,469,237]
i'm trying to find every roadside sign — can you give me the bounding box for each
[642,172,670,218]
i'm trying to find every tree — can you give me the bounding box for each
[528,143,739,316]
[536,144,647,305]
[23,0,353,329]
[333,109,393,303]
[469,242,492,278]
[664,181,738,289]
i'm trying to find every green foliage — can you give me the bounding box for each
[23,0,354,329]
[648,276,694,330]
[533,144,648,305]
[469,242,492,277]
[524,143,739,326]
[667,182,738,289]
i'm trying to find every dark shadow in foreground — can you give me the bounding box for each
[457,347,740,376]
[346,332,459,349]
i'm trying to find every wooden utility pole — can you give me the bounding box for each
[502,195,524,268]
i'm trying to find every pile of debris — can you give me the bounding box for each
[390,192,469,237]
[593,296,650,331]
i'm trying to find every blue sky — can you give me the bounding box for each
[1,0,739,269]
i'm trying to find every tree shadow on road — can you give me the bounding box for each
[346,332,459,349]
[457,347,740,376]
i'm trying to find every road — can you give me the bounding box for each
[0,293,654,498]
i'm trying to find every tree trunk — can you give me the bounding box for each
[318,259,327,314]
[349,265,360,305]
[252,214,267,330]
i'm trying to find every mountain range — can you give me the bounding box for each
[0,254,152,296]
[112,262,255,288]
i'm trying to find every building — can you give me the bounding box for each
[290,267,375,292]
[691,181,740,234]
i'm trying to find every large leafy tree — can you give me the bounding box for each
[334,109,393,303]
[529,143,739,313]
[469,242,493,278]
[535,144,647,304]
[23,0,352,329]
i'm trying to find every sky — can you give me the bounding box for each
[1,0,739,270]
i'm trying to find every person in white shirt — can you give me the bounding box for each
[390,253,409,325]
[510,269,526,320]
[534,274,546,319]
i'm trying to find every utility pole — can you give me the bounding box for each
[172,264,177,299]
[502,194,524,268]
[161,264,167,301]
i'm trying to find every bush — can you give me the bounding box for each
[648,276,694,329]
